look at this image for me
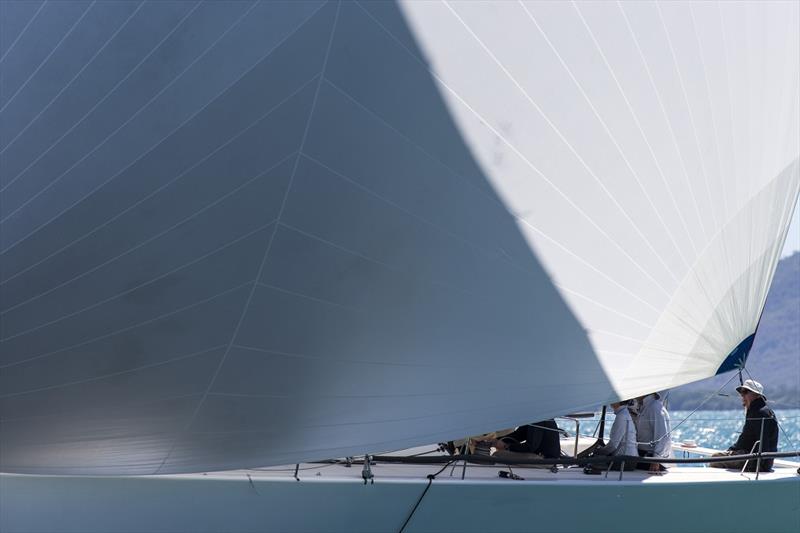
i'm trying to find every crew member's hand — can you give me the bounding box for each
[493,440,507,451]
[648,462,661,472]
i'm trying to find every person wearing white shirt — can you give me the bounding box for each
[635,392,672,472]
[589,400,637,472]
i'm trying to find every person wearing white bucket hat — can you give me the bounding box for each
[709,379,778,472]
[736,379,766,401]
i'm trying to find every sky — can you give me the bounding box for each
[782,198,800,258]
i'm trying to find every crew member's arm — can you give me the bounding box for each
[730,415,759,452]
[652,410,671,458]
[595,418,623,456]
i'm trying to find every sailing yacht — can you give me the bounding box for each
[1,1,798,531]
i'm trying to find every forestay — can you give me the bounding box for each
[0,0,797,474]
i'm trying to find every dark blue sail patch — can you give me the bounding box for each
[715,333,757,375]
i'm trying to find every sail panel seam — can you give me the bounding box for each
[151,1,342,475]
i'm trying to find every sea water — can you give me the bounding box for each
[668,409,800,452]
[558,409,800,453]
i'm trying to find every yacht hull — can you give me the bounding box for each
[3,471,799,533]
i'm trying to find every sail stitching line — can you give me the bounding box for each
[443,1,681,289]
[624,163,800,377]
[359,2,673,300]
[750,3,769,197]
[254,282,363,313]
[0,146,299,298]
[152,0,342,475]
[744,4,756,197]
[654,2,720,234]
[323,78,661,314]
[0,0,280,252]
[312,79,585,286]
[760,4,800,317]
[524,0,691,274]
[754,164,800,341]
[0,392,203,425]
[687,3,729,224]
[636,1,784,357]
[0,2,146,156]
[0,71,316,292]
[0,279,256,370]
[737,167,793,345]
[616,1,711,245]
[299,151,520,270]
[514,217,660,314]
[229,342,607,378]
[569,0,699,260]
[0,0,257,233]
[774,14,800,174]
[0,1,203,197]
[587,329,674,353]
[564,0,756,362]
[0,219,279,343]
[206,374,587,400]
[232,343,479,370]
[207,389,509,400]
[685,1,744,358]
[300,151,636,309]
[595,349,717,361]
[178,392,605,432]
[554,285,654,329]
[715,0,740,213]
[0,0,48,64]
[769,8,797,181]
[0,344,228,399]
[740,4,759,315]
[277,221,490,302]
[759,170,795,324]
[280,194,662,333]
[0,1,96,116]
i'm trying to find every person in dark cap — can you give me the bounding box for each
[709,379,778,472]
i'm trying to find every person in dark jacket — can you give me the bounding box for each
[491,419,561,458]
[710,379,778,472]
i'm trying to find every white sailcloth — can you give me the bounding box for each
[0,0,797,474]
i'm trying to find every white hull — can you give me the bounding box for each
[4,464,799,533]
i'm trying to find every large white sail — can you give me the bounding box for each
[0,0,797,474]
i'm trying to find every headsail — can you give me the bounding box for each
[0,1,797,474]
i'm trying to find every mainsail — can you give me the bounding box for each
[0,1,797,474]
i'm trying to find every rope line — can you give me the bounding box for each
[398,459,456,533]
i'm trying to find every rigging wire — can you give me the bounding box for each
[249,463,340,473]
[651,371,741,445]
[409,448,445,457]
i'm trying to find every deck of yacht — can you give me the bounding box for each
[191,441,800,488]
[203,455,800,486]
[4,443,798,533]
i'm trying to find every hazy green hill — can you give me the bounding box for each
[668,252,800,410]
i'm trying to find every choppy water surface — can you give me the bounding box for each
[669,409,799,452]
